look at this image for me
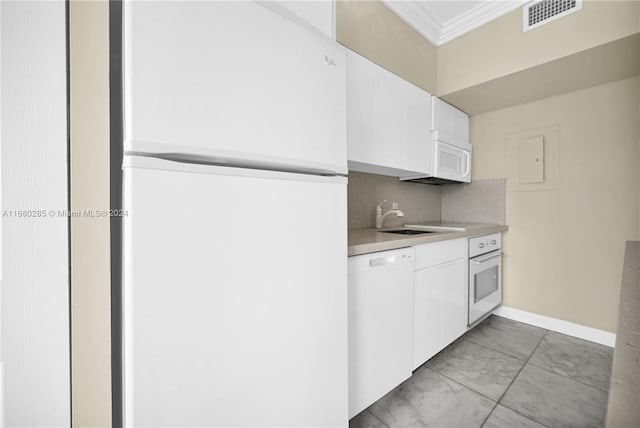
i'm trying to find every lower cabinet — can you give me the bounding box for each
[413,266,442,368]
[347,239,468,418]
[442,258,467,347]
[412,240,467,370]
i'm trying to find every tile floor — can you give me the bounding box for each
[350,315,614,428]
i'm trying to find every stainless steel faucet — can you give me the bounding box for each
[375,200,405,229]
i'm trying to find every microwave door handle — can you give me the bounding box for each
[462,150,470,178]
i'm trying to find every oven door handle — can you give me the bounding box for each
[471,251,501,264]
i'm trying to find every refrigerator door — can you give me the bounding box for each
[124,1,347,175]
[122,156,348,427]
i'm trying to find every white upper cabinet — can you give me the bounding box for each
[405,82,432,175]
[372,65,406,170]
[263,1,334,39]
[432,97,470,148]
[346,49,432,177]
[346,51,374,165]
[124,1,346,174]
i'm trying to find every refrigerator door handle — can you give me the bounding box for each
[122,155,348,185]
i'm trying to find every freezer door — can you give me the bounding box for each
[122,158,348,427]
[124,1,347,175]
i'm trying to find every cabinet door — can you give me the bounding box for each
[125,1,346,173]
[442,258,468,348]
[453,108,469,145]
[413,266,442,370]
[405,82,432,175]
[372,66,405,169]
[432,97,454,135]
[346,51,374,164]
[431,97,469,148]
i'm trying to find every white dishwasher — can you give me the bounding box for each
[348,247,415,418]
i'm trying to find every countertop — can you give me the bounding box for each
[348,222,509,256]
[606,240,640,428]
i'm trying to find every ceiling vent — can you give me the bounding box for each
[523,0,583,32]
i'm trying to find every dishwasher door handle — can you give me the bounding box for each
[369,255,397,267]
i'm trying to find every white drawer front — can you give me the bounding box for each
[414,238,466,270]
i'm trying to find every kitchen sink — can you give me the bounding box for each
[381,229,436,235]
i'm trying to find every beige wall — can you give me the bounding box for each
[437,0,640,97]
[69,1,112,426]
[471,77,640,332]
[336,0,438,94]
[348,172,441,229]
[441,34,640,115]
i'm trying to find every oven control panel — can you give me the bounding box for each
[469,233,501,258]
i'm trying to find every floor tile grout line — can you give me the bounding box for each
[462,331,548,362]
[474,330,549,428]
[423,365,500,405]
[421,322,552,410]
[474,319,613,394]
[526,360,612,394]
[494,330,551,427]
[427,363,548,428]
[463,335,531,361]
[365,366,499,428]
[497,328,548,398]
[481,404,551,428]
[425,337,553,428]
[478,401,500,428]
[365,409,390,428]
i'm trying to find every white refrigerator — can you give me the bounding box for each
[122,2,348,426]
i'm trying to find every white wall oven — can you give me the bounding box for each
[468,233,502,326]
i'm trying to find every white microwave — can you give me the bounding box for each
[400,135,471,184]
[433,139,471,183]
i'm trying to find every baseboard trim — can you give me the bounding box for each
[493,306,616,347]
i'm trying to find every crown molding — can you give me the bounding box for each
[382,1,529,47]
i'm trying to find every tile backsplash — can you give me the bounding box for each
[347,171,441,229]
[441,179,506,225]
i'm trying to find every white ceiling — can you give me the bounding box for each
[382,0,529,46]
